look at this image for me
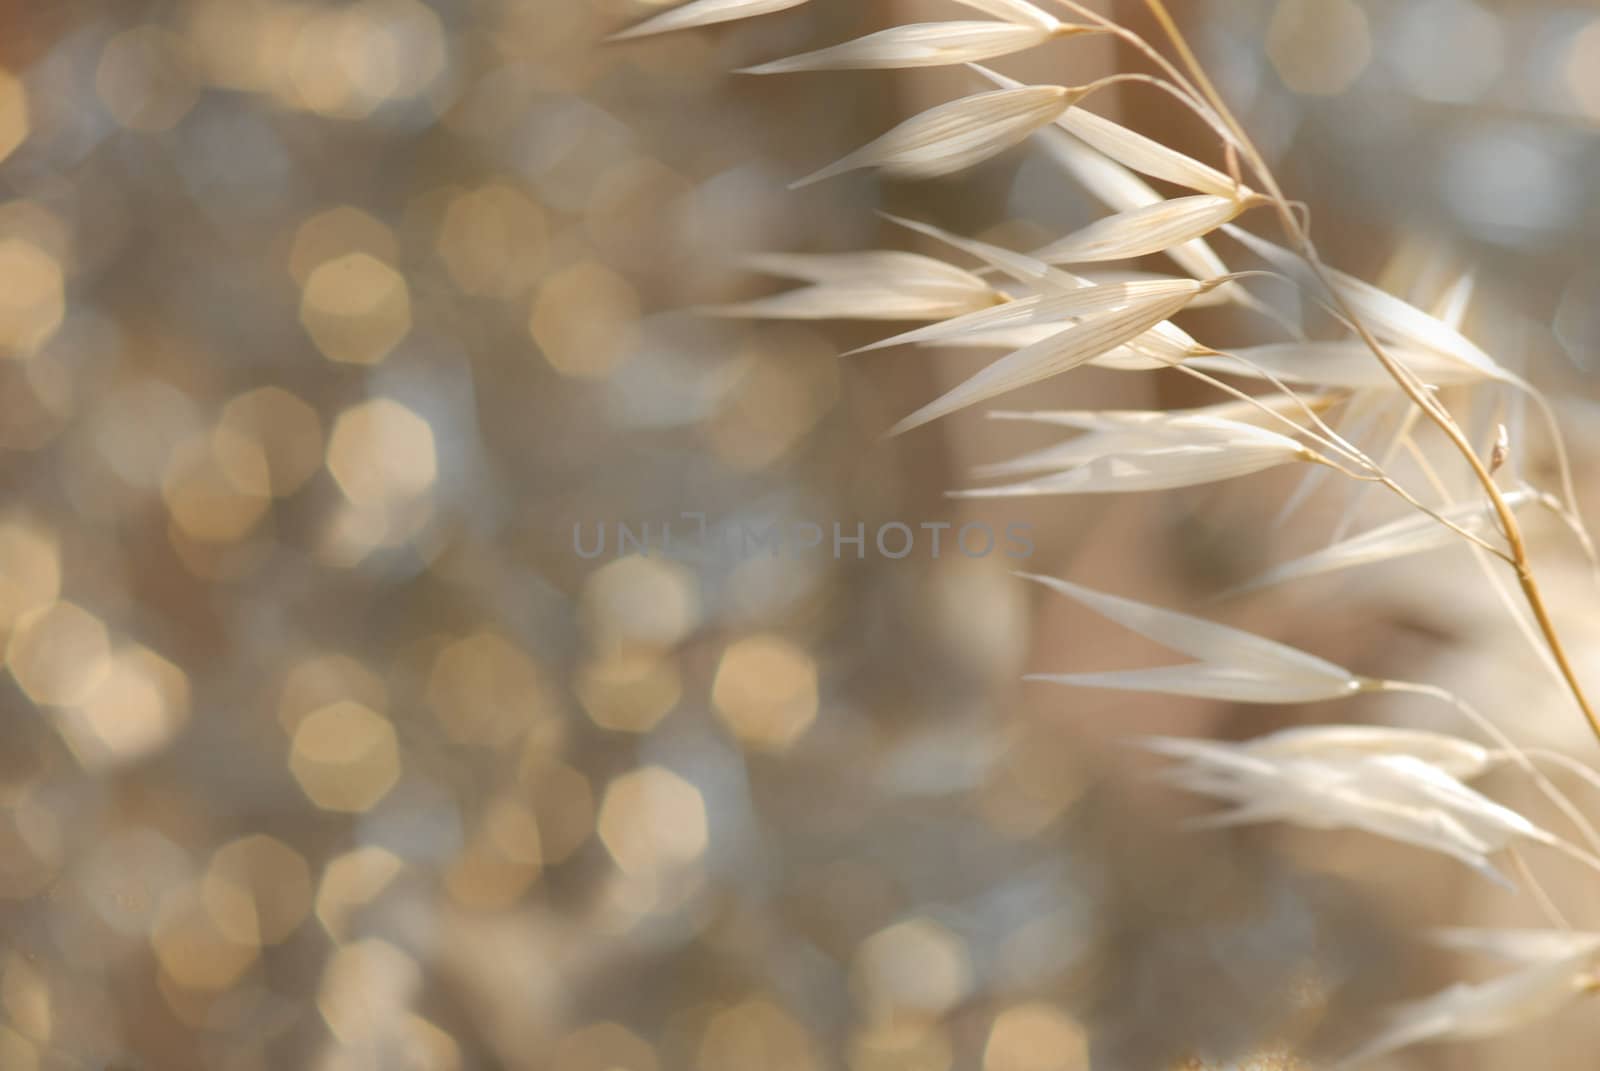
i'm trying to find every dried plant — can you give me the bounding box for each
[619,0,1600,1066]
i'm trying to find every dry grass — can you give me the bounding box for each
[617,0,1600,1065]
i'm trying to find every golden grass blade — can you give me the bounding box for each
[744,250,991,290]
[1125,321,1202,364]
[1429,928,1600,964]
[1036,122,1167,211]
[1082,269,1232,306]
[1154,748,1553,884]
[793,86,1073,187]
[1234,725,1494,779]
[978,395,1326,477]
[922,327,1179,372]
[740,22,1056,73]
[1033,663,1360,703]
[1227,490,1534,595]
[949,0,1059,29]
[878,216,1204,370]
[1224,225,1509,381]
[988,409,1194,434]
[915,324,1060,349]
[1056,105,1239,197]
[854,278,1203,354]
[886,287,1201,435]
[1018,573,1360,686]
[879,213,1083,290]
[968,64,1241,196]
[609,0,809,40]
[1434,272,1476,331]
[987,393,1330,431]
[952,437,1306,496]
[1190,341,1490,389]
[851,298,1045,353]
[1031,194,1246,265]
[1331,956,1597,1070]
[708,249,1004,320]
[1037,127,1235,281]
[703,286,999,321]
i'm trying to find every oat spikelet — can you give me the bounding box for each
[1020,574,1366,703]
[1032,194,1252,265]
[792,85,1076,187]
[953,417,1311,497]
[741,21,1076,74]
[969,63,1243,196]
[886,284,1208,434]
[609,0,809,40]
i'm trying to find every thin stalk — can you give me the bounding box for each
[1508,845,1572,930]
[1401,438,1565,688]
[1521,748,1600,803]
[1142,0,1600,750]
[1378,679,1600,860]
[1505,372,1600,582]
[1051,0,1213,117]
[1173,364,1511,561]
[1335,405,1422,543]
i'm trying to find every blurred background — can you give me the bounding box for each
[2,0,1599,1068]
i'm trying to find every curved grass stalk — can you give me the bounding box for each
[1137,0,1600,750]
[1047,0,1216,124]
[1503,371,1600,580]
[653,0,1600,1056]
[1398,435,1566,691]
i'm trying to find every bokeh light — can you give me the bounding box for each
[853,917,973,1022]
[201,834,313,946]
[0,238,64,358]
[426,630,550,746]
[0,68,28,163]
[95,26,199,132]
[317,939,421,1043]
[711,633,819,750]
[325,397,437,507]
[0,518,59,632]
[290,700,402,812]
[437,182,549,298]
[4,2,1596,1068]
[300,253,413,365]
[699,998,819,1071]
[597,765,708,877]
[6,601,111,707]
[1266,0,1371,96]
[1564,17,1600,119]
[530,261,641,379]
[65,643,191,768]
[576,649,681,733]
[552,1021,658,1071]
[315,845,405,940]
[983,1002,1088,1071]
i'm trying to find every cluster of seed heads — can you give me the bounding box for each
[615,1,1600,1065]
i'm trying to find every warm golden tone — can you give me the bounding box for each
[5,2,1600,1069]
